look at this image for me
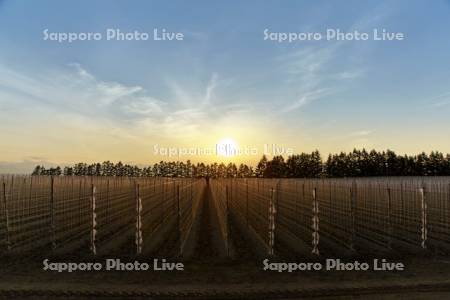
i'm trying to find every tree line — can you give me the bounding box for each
[32,149,450,178]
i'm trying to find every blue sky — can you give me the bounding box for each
[1,0,450,172]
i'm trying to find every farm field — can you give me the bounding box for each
[0,176,450,299]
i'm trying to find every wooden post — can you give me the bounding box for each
[106,179,110,225]
[274,180,280,253]
[447,183,450,234]
[135,182,143,255]
[173,181,176,216]
[246,179,249,227]
[2,181,10,251]
[90,184,97,255]
[387,186,392,249]
[78,180,82,229]
[350,182,357,250]
[400,183,404,226]
[420,186,427,249]
[225,185,230,256]
[191,180,193,202]
[295,181,299,234]
[312,187,320,256]
[161,178,166,226]
[268,187,276,256]
[177,184,181,256]
[50,176,56,250]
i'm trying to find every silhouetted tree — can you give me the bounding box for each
[31,149,450,178]
[255,155,268,178]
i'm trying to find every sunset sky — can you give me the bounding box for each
[1,0,450,172]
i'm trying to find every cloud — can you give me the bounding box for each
[0,63,266,164]
[429,92,450,108]
[122,96,164,115]
[275,46,334,113]
[275,5,396,114]
[329,130,374,142]
[277,43,365,113]
[68,62,95,80]
[0,63,166,123]
[281,88,330,113]
[203,72,218,105]
[0,159,59,174]
[1,63,258,145]
[158,73,255,138]
[336,70,365,80]
[281,46,334,83]
[329,130,375,150]
[349,130,373,137]
[0,63,168,154]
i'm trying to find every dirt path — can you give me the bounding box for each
[192,187,219,261]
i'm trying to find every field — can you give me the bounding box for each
[1,175,450,299]
[0,176,205,256]
[214,177,450,257]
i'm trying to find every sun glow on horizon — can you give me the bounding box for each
[216,138,239,157]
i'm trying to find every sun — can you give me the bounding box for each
[216,138,239,157]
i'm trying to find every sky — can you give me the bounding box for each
[1,0,450,172]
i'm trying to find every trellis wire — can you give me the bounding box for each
[218,177,450,256]
[0,175,205,255]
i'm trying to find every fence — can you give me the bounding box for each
[2,176,449,257]
[0,175,205,255]
[213,177,450,256]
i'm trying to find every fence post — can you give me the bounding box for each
[191,180,193,202]
[225,185,230,256]
[387,186,392,249]
[350,182,356,250]
[90,184,97,255]
[246,179,249,227]
[135,182,143,255]
[420,186,427,249]
[447,183,450,234]
[77,180,82,229]
[2,181,10,251]
[177,184,182,256]
[295,181,299,234]
[400,183,404,227]
[106,179,110,226]
[275,180,280,251]
[268,186,277,256]
[312,187,320,256]
[50,176,56,250]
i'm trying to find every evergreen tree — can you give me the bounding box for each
[255,155,268,178]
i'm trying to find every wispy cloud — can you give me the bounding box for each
[281,88,330,113]
[275,4,395,114]
[329,130,374,141]
[276,41,366,113]
[349,130,373,137]
[0,158,58,174]
[0,64,255,142]
[0,63,166,122]
[429,92,450,108]
[158,72,257,137]
[336,70,366,80]
[203,72,218,105]
[329,130,375,150]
